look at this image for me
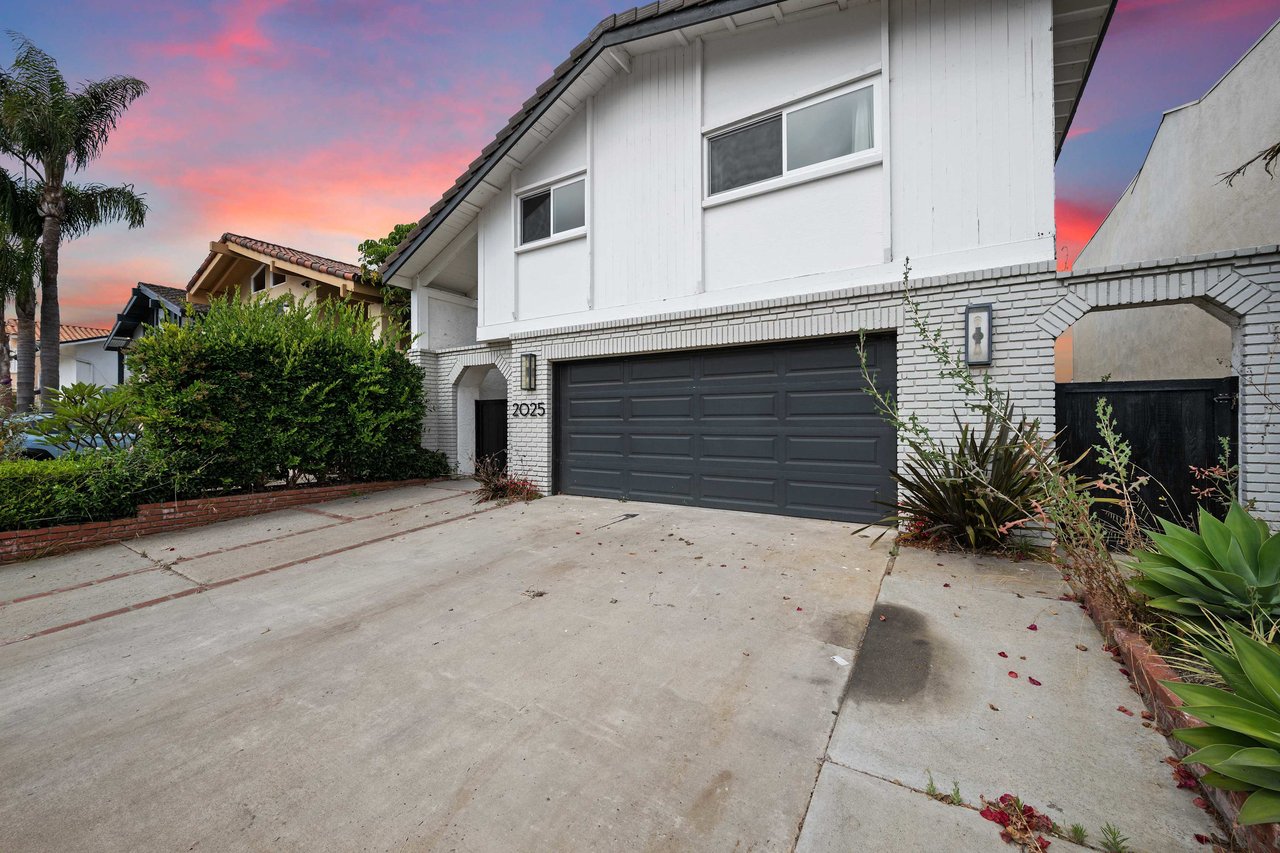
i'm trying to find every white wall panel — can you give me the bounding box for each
[704,167,884,291]
[702,3,881,129]
[478,180,515,326]
[517,238,590,320]
[889,0,1054,259]
[517,109,588,189]
[592,42,701,309]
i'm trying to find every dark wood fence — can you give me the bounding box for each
[1056,377,1238,526]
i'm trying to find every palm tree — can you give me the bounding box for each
[0,167,38,410]
[0,33,147,407]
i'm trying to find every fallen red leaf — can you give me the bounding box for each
[1028,677,1042,686]
[796,607,803,612]
[998,651,1009,658]
[943,583,951,588]
[1119,668,1131,677]
[1193,797,1208,810]
[1027,624,1039,631]
[1194,834,1210,845]
[1117,705,1134,716]
[1008,671,1018,678]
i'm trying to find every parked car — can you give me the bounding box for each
[10,412,134,460]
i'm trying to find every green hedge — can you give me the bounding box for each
[0,450,170,530]
[127,296,444,493]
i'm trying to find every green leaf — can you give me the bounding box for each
[1135,563,1228,603]
[1259,534,1280,587]
[1223,538,1259,585]
[1201,646,1270,707]
[1184,743,1249,769]
[1174,725,1261,751]
[1149,530,1217,573]
[1219,747,1280,790]
[1229,625,1280,713]
[1201,770,1257,792]
[1197,568,1252,602]
[1200,510,1236,572]
[1166,704,1280,751]
[1239,790,1280,826]
[1143,595,1206,617]
[1166,681,1276,717]
[1227,503,1264,563]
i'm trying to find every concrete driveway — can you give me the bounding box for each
[0,482,889,852]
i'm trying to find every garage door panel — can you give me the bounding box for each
[701,475,779,507]
[786,435,884,465]
[701,434,778,462]
[565,361,625,385]
[630,356,695,382]
[630,470,695,499]
[630,434,694,459]
[556,335,895,522]
[702,392,777,418]
[568,397,624,420]
[630,395,695,419]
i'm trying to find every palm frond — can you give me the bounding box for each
[71,75,148,171]
[61,182,147,237]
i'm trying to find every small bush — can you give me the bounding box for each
[473,457,540,504]
[0,449,170,530]
[880,402,1048,551]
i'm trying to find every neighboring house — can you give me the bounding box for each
[104,282,205,353]
[186,233,388,331]
[5,321,124,391]
[1059,18,1280,384]
[380,0,1280,525]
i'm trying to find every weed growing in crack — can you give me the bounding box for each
[1099,822,1132,853]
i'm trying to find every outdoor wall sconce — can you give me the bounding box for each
[520,353,537,391]
[965,304,993,366]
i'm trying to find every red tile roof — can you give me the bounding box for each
[187,232,363,291]
[4,320,112,344]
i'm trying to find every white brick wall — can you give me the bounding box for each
[412,247,1280,524]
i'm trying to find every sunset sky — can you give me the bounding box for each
[5,0,1278,328]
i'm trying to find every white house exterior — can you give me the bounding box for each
[382,0,1280,525]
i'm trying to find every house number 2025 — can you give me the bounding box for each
[512,402,546,417]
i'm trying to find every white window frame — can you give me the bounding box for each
[513,170,588,253]
[702,76,882,208]
[250,264,267,293]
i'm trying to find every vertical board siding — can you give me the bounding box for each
[890,0,1053,258]
[593,43,701,309]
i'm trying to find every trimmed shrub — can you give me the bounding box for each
[0,449,170,530]
[127,296,431,492]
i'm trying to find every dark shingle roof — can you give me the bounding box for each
[188,232,362,291]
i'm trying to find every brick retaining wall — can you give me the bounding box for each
[0,479,444,564]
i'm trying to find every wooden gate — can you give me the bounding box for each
[1055,377,1238,525]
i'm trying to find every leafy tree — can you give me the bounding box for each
[0,33,148,407]
[358,222,414,340]
[0,166,39,410]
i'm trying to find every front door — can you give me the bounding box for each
[475,399,508,469]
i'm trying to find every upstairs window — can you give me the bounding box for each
[272,271,286,287]
[251,267,267,292]
[519,176,586,246]
[706,81,876,197]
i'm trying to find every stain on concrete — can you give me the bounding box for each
[844,603,935,704]
[686,770,733,835]
[822,612,866,650]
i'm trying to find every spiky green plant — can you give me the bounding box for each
[1130,504,1280,621]
[1165,624,1280,825]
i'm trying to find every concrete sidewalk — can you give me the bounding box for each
[797,546,1219,853]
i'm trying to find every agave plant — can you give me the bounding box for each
[1166,624,1280,825]
[880,402,1047,551]
[1130,504,1280,621]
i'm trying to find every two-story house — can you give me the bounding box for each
[380,0,1280,525]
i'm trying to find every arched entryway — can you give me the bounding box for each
[1053,300,1239,525]
[454,365,508,476]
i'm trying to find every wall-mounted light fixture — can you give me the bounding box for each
[965,304,993,367]
[520,353,537,391]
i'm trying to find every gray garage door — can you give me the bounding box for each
[553,335,896,523]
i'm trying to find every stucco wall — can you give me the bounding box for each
[1077,23,1280,268]
[1066,303,1233,382]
